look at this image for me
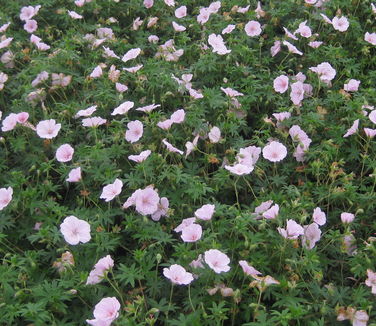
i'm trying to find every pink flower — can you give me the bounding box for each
[0,37,13,49]
[75,105,97,118]
[301,223,321,249]
[221,87,244,97]
[115,83,128,93]
[290,81,305,106]
[164,0,175,6]
[125,120,143,143]
[370,110,376,124]
[157,119,173,130]
[283,27,298,40]
[86,297,120,325]
[56,144,74,162]
[236,146,261,166]
[135,188,160,215]
[86,255,114,285]
[32,71,49,87]
[222,24,236,34]
[128,150,151,163]
[60,215,91,245]
[36,119,61,139]
[273,75,289,94]
[24,20,38,33]
[151,197,169,221]
[0,22,11,33]
[295,21,312,38]
[163,264,194,285]
[364,128,376,138]
[174,217,196,233]
[332,16,349,32]
[208,34,231,55]
[277,219,304,239]
[144,0,154,9]
[190,254,204,269]
[66,167,82,182]
[365,32,376,45]
[100,179,123,202]
[103,47,119,59]
[343,119,359,138]
[204,249,231,273]
[172,22,186,32]
[181,223,202,242]
[16,112,29,124]
[148,35,159,43]
[308,41,323,48]
[90,66,103,78]
[68,10,83,19]
[175,6,187,18]
[225,164,254,175]
[170,109,185,123]
[273,112,291,124]
[162,139,184,155]
[312,207,326,226]
[239,261,261,276]
[195,204,215,221]
[111,101,134,115]
[271,41,281,57]
[136,104,160,113]
[341,212,355,224]
[245,20,262,37]
[1,113,18,132]
[20,5,41,21]
[255,2,265,18]
[253,200,273,218]
[309,62,336,84]
[122,48,141,63]
[0,187,13,210]
[82,117,107,127]
[365,269,376,294]
[344,79,360,92]
[262,204,279,219]
[208,126,221,143]
[353,310,369,326]
[262,141,287,162]
[283,41,303,55]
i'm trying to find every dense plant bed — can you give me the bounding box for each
[0,0,376,325]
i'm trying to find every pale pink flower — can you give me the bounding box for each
[125,120,143,143]
[225,164,254,175]
[90,65,103,78]
[308,41,323,48]
[0,187,13,210]
[66,167,82,182]
[162,139,184,155]
[0,22,11,33]
[144,0,154,9]
[16,112,29,124]
[222,24,235,34]
[294,72,306,82]
[82,117,107,127]
[181,223,202,242]
[24,20,38,33]
[262,204,279,219]
[123,65,143,73]
[221,87,244,97]
[32,71,49,87]
[277,219,304,240]
[87,297,120,325]
[320,13,332,24]
[190,254,204,269]
[0,37,13,49]
[122,48,141,63]
[147,16,158,28]
[188,88,204,99]
[132,17,143,31]
[369,110,376,124]
[341,212,355,224]
[273,112,291,124]
[172,22,186,32]
[283,27,298,40]
[1,50,14,68]
[309,62,336,84]
[364,128,376,138]
[195,204,215,221]
[111,101,134,115]
[36,119,61,139]
[301,223,321,249]
[290,81,305,106]
[295,21,312,38]
[148,35,159,43]
[164,0,175,6]
[128,150,151,163]
[365,32,376,45]
[75,105,97,118]
[255,2,265,18]
[56,144,74,162]
[96,27,113,40]
[245,21,262,37]
[68,10,83,19]
[170,109,185,123]
[60,215,91,245]
[185,135,199,158]
[305,0,318,4]
[283,40,303,55]
[20,5,41,21]
[175,6,187,18]
[1,113,18,132]
[163,264,194,285]
[313,207,326,226]
[344,79,360,92]
[208,126,221,143]
[204,249,230,273]
[239,261,261,276]
[273,75,289,93]
[208,1,221,13]
[115,83,128,93]
[75,0,85,7]
[157,119,173,130]
[208,34,231,55]
[100,179,123,202]
[271,41,281,57]
[343,119,359,138]
[135,188,160,215]
[51,73,71,87]
[136,104,160,113]
[365,269,376,294]
[174,217,196,233]
[151,197,169,221]
[353,310,369,326]
[332,16,349,32]
[103,46,119,59]
[253,200,273,218]
[86,255,114,285]
[262,141,287,162]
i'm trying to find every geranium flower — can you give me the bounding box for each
[89,65,102,78]
[1,113,18,132]
[163,264,194,285]
[262,141,287,162]
[271,40,281,57]
[283,41,303,55]
[24,20,38,33]
[190,254,204,269]
[332,16,349,32]
[250,275,280,291]
[301,223,321,249]
[195,204,215,221]
[36,119,61,139]
[365,269,376,294]
[175,6,187,18]
[181,223,202,242]
[162,139,184,155]
[225,164,254,175]
[309,62,336,84]
[157,119,173,130]
[75,105,97,118]
[341,212,355,224]
[344,79,360,92]
[0,187,13,210]
[125,120,143,143]
[20,5,41,21]
[68,10,83,19]
[0,37,13,49]
[221,87,244,97]
[122,48,141,63]
[128,150,151,163]
[239,261,262,276]
[273,75,289,93]
[144,0,154,9]
[245,20,262,37]
[255,2,265,18]
[82,117,107,127]
[295,21,312,38]
[170,109,185,123]
[262,204,279,219]
[136,104,160,113]
[343,119,359,138]
[208,34,231,55]
[60,216,91,245]
[86,297,120,325]
[100,179,123,202]
[151,197,169,221]
[32,71,49,87]
[135,188,160,215]
[370,110,376,124]
[111,101,134,115]
[66,167,82,182]
[277,219,304,239]
[204,249,230,273]
[312,207,326,226]
[364,128,376,138]
[222,24,236,34]
[86,255,114,285]
[174,217,196,233]
[172,22,186,32]
[208,126,221,143]
[56,144,74,162]
[365,32,376,45]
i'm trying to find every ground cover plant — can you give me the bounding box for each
[0,0,376,325]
